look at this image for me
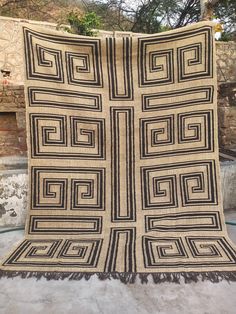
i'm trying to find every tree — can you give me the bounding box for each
[0,0,234,39]
[63,11,101,36]
[214,0,236,36]
[82,0,133,31]
[0,0,82,22]
[82,0,201,33]
[83,0,235,39]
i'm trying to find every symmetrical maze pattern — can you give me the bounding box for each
[3,23,236,273]
[30,114,105,158]
[31,167,105,211]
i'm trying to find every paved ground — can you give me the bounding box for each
[1,211,236,314]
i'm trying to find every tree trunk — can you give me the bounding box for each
[200,0,220,20]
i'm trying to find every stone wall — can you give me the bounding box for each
[0,85,26,156]
[0,16,59,84]
[218,83,236,148]
[216,42,236,83]
[215,42,236,149]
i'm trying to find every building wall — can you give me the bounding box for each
[218,83,236,148]
[0,85,26,156]
[216,41,236,83]
[0,16,59,84]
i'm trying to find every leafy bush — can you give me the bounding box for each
[65,11,100,36]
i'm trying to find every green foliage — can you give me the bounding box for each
[0,0,234,41]
[84,0,235,40]
[66,11,100,36]
[214,0,236,41]
[85,0,201,34]
[220,31,234,42]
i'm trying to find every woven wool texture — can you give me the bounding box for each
[1,21,236,280]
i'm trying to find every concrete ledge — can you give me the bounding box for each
[220,161,236,210]
[0,169,27,227]
[0,159,235,227]
[0,156,27,171]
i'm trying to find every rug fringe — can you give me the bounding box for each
[1,270,236,284]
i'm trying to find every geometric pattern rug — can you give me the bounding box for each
[1,21,236,283]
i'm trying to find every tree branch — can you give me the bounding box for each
[200,0,220,20]
[0,0,23,8]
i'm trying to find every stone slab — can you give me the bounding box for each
[220,161,236,210]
